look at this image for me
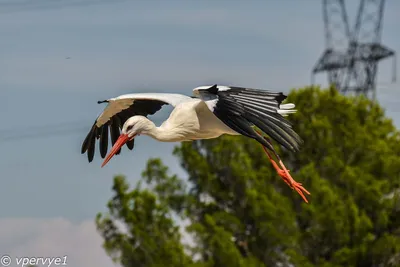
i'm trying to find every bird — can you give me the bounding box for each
[81,84,310,202]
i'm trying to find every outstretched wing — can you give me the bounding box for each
[193,84,302,152]
[81,93,191,162]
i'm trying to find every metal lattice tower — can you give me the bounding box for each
[312,0,396,101]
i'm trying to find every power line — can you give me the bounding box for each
[0,0,131,15]
[0,125,88,143]
[0,111,169,143]
[0,121,90,143]
[0,120,90,135]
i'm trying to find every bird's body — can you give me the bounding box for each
[81,84,310,202]
[138,98,239,142]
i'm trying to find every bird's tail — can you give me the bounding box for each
[277,103,296,116]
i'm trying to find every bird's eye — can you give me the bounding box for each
[126,125,133,131]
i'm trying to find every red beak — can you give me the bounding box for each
[101,134,131,167]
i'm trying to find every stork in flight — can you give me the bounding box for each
[81,84,310,202]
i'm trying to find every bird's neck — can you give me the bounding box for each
[142,122,183,142]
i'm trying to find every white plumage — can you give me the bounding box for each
[81,84,310,202]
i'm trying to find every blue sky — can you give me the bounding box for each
[0,1,399,266]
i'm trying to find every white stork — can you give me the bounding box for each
[81,84,310,202]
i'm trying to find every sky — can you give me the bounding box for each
[0,0,399,266]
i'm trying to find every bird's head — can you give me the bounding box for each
[122,115,152,138]
[101,116,152,167]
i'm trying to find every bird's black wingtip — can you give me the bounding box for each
[207,84,219,94]
[275,92,287,105]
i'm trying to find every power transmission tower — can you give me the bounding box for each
[312,0,396,101]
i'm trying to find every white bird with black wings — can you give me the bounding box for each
[81,84,310,202]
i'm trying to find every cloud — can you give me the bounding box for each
[0,216,196,267]
[0,218,115,267]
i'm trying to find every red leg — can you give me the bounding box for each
[255,130,310,203]
[261,146,310,203]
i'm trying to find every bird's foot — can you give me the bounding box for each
[268,158,310,203]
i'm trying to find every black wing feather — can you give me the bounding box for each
[213,97,275,151]
[126,139,135,150]
[110,117,121,155]
[87,127,96,162]
[99,124,109,158]
[81,99,167,162]
[205,85,302,152]
[81,123,95,154]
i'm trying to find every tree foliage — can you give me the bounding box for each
[96,86,400,267]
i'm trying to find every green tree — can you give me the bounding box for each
[96,86,400,267]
